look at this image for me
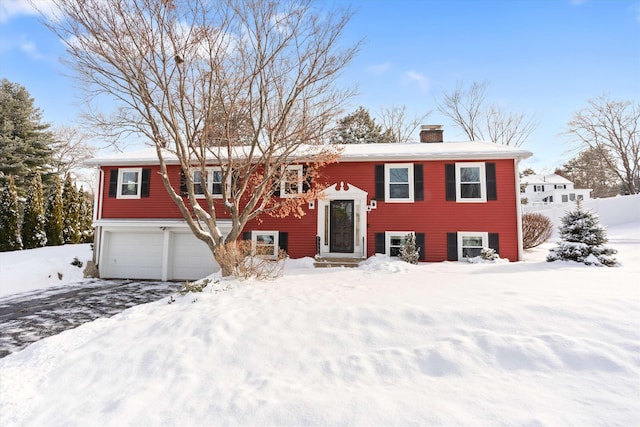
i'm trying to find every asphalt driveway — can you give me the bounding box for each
[0,280,181,358]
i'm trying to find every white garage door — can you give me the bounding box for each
[103,231,164,280]
[170,233,219,280]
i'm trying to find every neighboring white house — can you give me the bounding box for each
[521,174,591,206]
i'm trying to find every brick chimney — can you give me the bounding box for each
[419,125,443,143]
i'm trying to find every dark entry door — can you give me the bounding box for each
[330,200,354,253]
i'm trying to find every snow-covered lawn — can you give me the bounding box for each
[1,224,639,426]
[0,244,93,297]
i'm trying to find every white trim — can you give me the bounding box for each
[385,231,414,257]
[251,230,279,259]
[280,165,304,198]
[191,167,226,199]
[457,232,489,260]
[515,159,524,261]
[455,162,486,203]
[384,163,414,203]
[317,182,368,258]
[116,167,142,199]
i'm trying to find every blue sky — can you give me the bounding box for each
[1,0,639,171]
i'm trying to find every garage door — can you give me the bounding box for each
[103,231,164,279]
[170,233,219,280]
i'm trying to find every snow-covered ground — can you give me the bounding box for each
[1,223,639,426]
[0,244,93,297]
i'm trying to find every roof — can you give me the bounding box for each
[85,141,533,166]
[521,174,573,185]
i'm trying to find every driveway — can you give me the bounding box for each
[0,280,181,358]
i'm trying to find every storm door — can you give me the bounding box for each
[330,200,354,253]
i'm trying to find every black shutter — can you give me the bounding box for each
[141,168,151,198]
[179,169,188,197]
[375,164,385,201]
[242,231,251,241]
[375,233,385,254]
[302,166,311,193]
[447,232,458,261]
[415,233,425,261]
[486,162,497,201]
[489,233,499,255]
[108,169,118,197]
[278,232,288,253]
[445,164,456,201]
[414,164,424,201]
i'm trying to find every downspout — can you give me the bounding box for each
[514,158,524,261]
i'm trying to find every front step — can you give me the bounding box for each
[313,257,365,268]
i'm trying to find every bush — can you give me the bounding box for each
[70,257,83,268]
[215,240,286,280]
[178,278,215,295]
[522,212,553,249]
[480,247,499,261]
[399,234,420,264]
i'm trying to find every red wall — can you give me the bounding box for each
[99,158,520,261]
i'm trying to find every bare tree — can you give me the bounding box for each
[436,80,537,147]
[566,96,640,195]
[377,105,431,143]
[558,146,620,198]
[50,125,96,177]
[43,0,358,275]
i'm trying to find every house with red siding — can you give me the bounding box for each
[86,126,532,280]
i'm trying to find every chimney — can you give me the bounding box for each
[419,125,443,143]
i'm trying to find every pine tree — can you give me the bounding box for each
[331,106,396,144]
[21,172,47,249]
[0,79,55,195]
[399,233,420,264]
[0,175,23,251]
[78,186,94,243]
[547,202,618,267]
[62,174,81,244]
[45,174,64,246]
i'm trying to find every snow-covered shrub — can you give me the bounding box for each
[70,256,83,268]
[399,233,420,264]
[480,247,499,261]
[466,247,505,263]
[547,203,618,267]
[522,212,553,249]
[178,278,215,295]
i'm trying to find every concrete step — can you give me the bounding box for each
[313,257,365,268]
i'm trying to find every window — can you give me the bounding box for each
[280,165,303,197]
[458,232,488,259]
[385,163,414,202]
[117,168,142,198]
[569,193,575,201]
[534,185,544,192]
[251,231,279,258]
[191,168,225,198]
[555,184,566,189]
[577,194,584,201]
[562,194,568,203]
[386,232,413,257]
[456,163,486,202]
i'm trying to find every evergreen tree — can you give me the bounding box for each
[21,172,47,249]
[0,79,55,195]
[78,186,94,243]
[0,175,23,251]
[547,202,618,267]
[399,233,420,264]
[331,106,396,144]
[45,174,64,246]
[62,174,81,244]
